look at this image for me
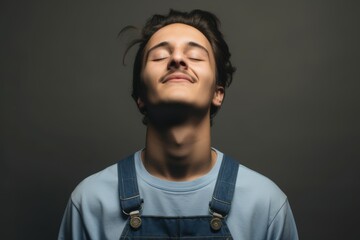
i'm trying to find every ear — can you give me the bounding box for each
[137,97,145,111]
[212,86,225,107]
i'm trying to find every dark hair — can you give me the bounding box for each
[121,9,236,122]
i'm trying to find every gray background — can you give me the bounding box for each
[1,0,359,239]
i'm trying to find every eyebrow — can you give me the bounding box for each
[145,41,210,60]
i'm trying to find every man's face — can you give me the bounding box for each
[139,23,224,115]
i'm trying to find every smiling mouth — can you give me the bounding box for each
[162,72,195,83]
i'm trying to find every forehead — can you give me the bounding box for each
[145,23,213,53]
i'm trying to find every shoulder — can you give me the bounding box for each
[60,161,129,239]
[220,153,287,210]
[226,159,298,239]
[70,163,119,209]
[231,160,289,223]
[236,163,286,201]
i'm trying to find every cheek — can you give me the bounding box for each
[141,65,155,86]
[140,65,162,98]
[196,65,216,86]
[142,62,164,82]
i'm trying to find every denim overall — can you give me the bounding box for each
[117,154,239,239]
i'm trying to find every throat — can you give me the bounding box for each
[148,122,209,159]
[142,101,214,181]
[143,123,214,181]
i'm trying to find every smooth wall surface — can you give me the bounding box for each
[1,0,359,239]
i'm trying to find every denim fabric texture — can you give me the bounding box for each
[118,155,143,214]
[120,216,232,239]
[209,156,239,217]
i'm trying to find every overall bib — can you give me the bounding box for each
[117,154,239,240]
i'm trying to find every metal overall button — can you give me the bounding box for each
[210,212,223,231]
[129,210,142,229]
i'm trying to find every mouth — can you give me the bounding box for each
[161,72,195,83]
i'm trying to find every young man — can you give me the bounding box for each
[59,9,298,239]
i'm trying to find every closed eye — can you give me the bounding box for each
[152,57,168,61]
[189,57,204,61]
[148,47,170,62]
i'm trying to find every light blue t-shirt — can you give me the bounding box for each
[58,149,298,240]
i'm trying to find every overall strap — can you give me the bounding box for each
[117,155,143,214]
[209,155,239,217]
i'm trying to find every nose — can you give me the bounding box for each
[167,51,188,70]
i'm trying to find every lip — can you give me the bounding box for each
[162,73,195,83]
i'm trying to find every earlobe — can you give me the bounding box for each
[212,86,225,107]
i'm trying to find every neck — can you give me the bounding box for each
[142,115,216,181]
